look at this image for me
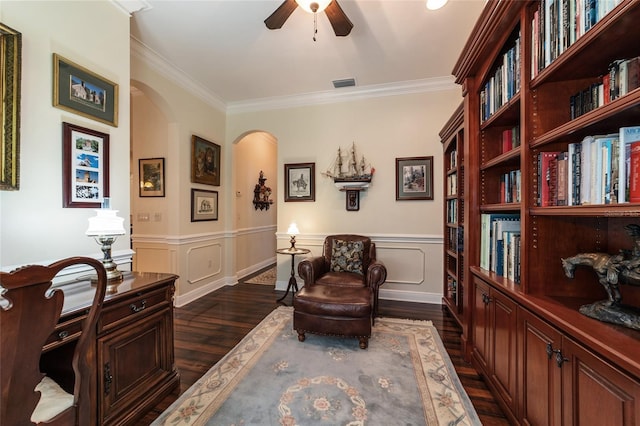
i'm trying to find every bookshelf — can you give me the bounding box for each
[440,103,465,335]
[452,0,640,423]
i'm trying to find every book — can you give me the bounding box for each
[580,135,594,204]
[618,126,640,202]
[539,151,560,206]
[630,141,640,203]
[493,219,521,275]
[557,151,568,205]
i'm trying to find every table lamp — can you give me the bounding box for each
[287,222,300,249]
[86,208,126,282]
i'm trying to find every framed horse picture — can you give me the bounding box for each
[285,162,315,202]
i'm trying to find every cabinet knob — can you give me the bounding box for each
[58,330,69,340]
[104,362,113,395]
[555,350,570,368]
[129,300,147,313]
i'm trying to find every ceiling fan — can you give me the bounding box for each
[264,0,353,37]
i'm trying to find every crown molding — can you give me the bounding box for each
[130,36,458,115]
[111,0,151,16]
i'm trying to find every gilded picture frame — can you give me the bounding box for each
[0,23,22,191]
[53,53,119,127]
[139,157,165,197]
[191,135,221,186]
[62,122,110,208]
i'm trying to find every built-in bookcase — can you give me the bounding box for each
[451,0,640,423]
[441,103,465,328]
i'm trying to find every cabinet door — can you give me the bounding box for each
[98,308,174,425]
[517,308,562,426]
[562,337,640,426]
[472,277,491,373]
[490,289,517,408]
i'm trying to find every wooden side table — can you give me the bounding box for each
[276,247,310,304]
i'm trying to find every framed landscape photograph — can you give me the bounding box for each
[62,122,109,208]
[284,162,315,202]
[191,188,218,221]
[139,157,165,197]
[53,54,118,127]
[396,156,434,201]
[191,135,221,186]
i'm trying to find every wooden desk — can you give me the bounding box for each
[40,272,180,425]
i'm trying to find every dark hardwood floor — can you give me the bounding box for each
[138,268,509,425]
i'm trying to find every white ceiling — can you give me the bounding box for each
[127,0,486,109]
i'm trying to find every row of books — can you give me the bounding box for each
[447,226,463,253]
[480,32,521,123]
[446,275,458,304]
[449,149,457,170]
[447,199,458,224]
[500,170,522,204]
[447,173,457,196]
[480,213,521,282]
[536,126,640,206]
[532,0,622,77]
[501,125,521,154]
[570,56,640,119]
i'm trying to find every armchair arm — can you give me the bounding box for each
[366,260,387,290]
[297,256,328,286]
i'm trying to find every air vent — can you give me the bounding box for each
[332,78,356,89]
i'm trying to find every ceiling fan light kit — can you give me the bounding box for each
[426,0,449,10]
[295,0,332,14]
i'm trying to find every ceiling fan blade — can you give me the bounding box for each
[264,0,298,30]
[325,0,353,36]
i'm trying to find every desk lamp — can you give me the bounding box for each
[86,208,126,282]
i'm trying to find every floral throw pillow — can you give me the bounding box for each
[330,239,364,275]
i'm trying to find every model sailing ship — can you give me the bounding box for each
[323,143,374,188]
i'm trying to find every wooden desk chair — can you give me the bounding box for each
[1,257,107,425]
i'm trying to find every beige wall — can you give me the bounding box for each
[227,90,462,302]
[0,1,131,275]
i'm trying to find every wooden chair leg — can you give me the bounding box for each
[297,331,306,342]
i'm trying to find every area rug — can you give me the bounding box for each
[152,306,480,426]
[244,266,276,285]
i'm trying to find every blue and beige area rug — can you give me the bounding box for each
[244,266,277,285]
[153,306,480,426]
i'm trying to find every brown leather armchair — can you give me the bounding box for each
[293,234,387,349]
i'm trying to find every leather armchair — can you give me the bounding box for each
[294,234,387,349]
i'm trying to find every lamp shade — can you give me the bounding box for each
[86,209,126,236]
[295,0,332,13]
[287,222,300,235]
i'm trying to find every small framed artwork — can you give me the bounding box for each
[285,162,315,202]
[62,122,109,208]
[191,188,218,222]
[396,156,434,201]
[346,189,360,211]
[0,23,21,191]
[53,54,119,127]
[191,135,221,186]
[139,157,165,197]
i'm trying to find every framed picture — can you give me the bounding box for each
[191,188,218,221]
[191,135,221,186]
[62,122,109,208]
[396,156,434,201]
[284,162,315,202]
[139,157,165,197]
[53,54,118,127]
[346,189,360,211]
[0,23,21,191]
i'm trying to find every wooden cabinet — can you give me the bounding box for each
[440,103,467,340]
[41,272,179,425]
[471,276,518,422]
[451,1,640,423]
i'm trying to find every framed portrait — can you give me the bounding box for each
[396,156,434,201]
[139,157,165,197]
[191,188,218,222]
[191,135,220,186]
[53,54,118,127]
[0,23,21,191]
[62,122,109,208]
[284,162,315,202]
